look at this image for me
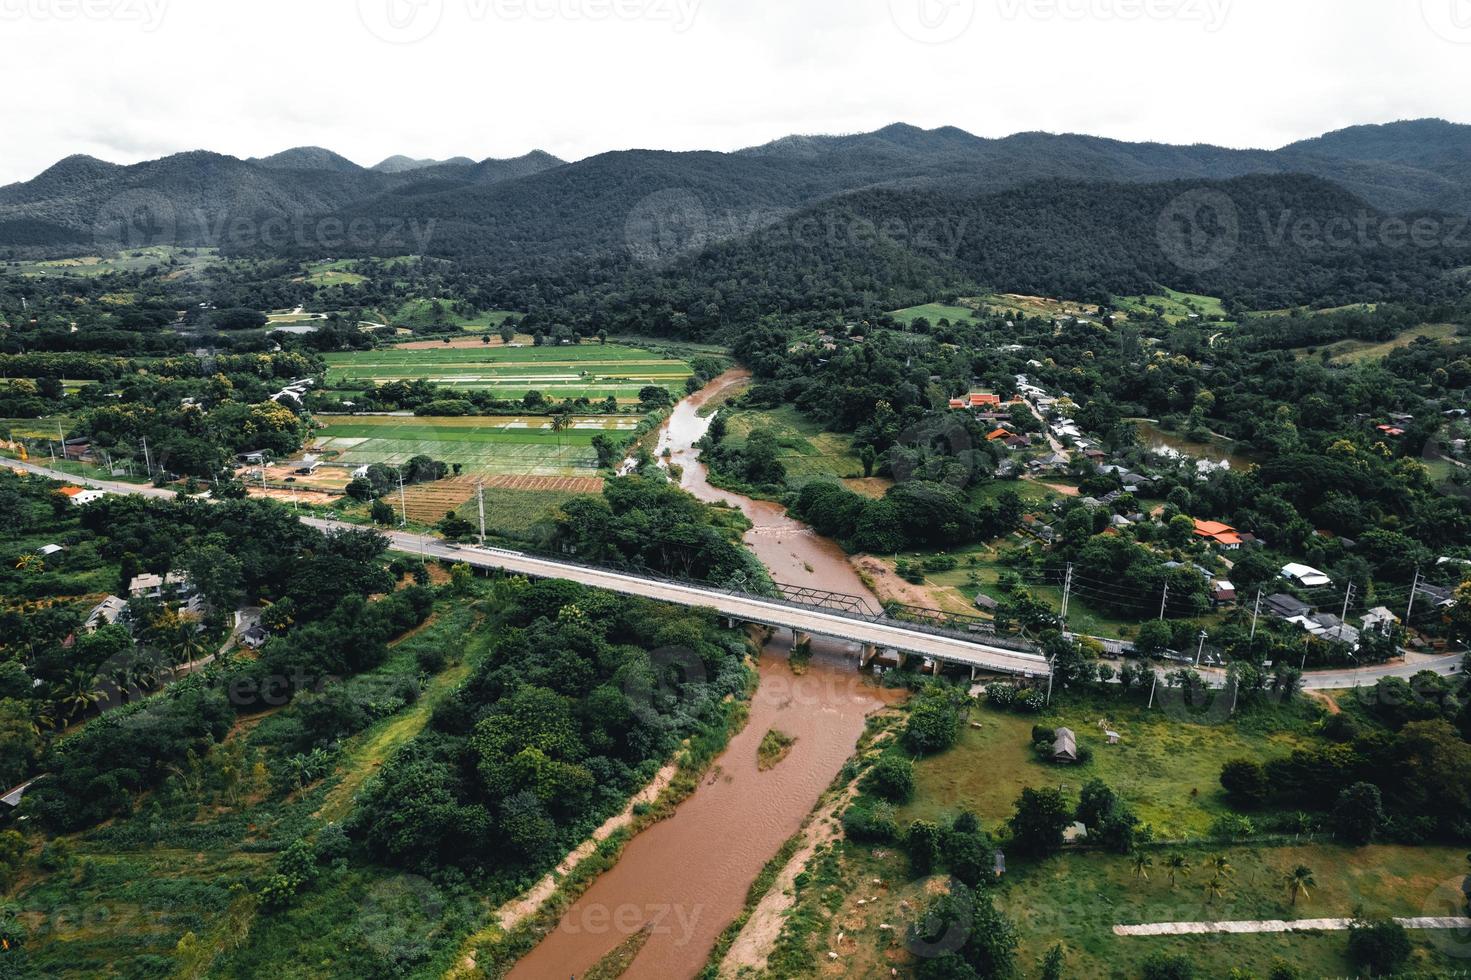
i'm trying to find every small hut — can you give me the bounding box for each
[1052,727,1078,764]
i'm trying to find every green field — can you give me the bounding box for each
[323,343,692,403]
[1302,322,1461,364]
[10,246,219,278]
[889,302,979,326]
[1116,288,1229,323]
[313,414,639,474]
[721,405,868,486]
[452,484,586,539]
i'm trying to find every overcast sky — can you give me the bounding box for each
[2,0,1469,185]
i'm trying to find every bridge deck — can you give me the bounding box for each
[368,529,1051,677]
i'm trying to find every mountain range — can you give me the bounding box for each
[1,119,1468,269]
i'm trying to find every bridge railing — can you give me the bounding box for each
[456,542,1044,660]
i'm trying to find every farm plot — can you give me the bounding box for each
[312,414,638,476]
[322,343,692,403]
[394,474,603,528]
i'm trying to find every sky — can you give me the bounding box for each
[2,0,1470,185]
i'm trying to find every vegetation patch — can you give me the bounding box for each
[758,728,798,771]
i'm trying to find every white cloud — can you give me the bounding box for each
[0,0,1467,185]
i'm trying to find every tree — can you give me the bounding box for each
[1219,759,1270,808]
[1346,916,1411,976]
[499,324,516,344]
[182,542,243,616]
[1038,943,1066,980]
[906,820,943,875]
[1009,787,1071,857]
[371,498,396,525]
[862,754,916,803]
[904,686,960,755]
[450,563,473,597]
[1165,854,1192,890]
[1134,620,1174,658]
[907,882,1017,980]
[0,699,41,787]
[345,477,374,502]
[1131,851,1153,881]
[1284,865,1315,906]
[1331,783,1385,846]
[1141,952,1196,980]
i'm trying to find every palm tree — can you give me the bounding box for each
[1204,875,1226,903]
[1131,851,1153,882]
[551,412,572,451]
[1285,865,1316,906]
[13,554,43,573]
[1165,854,1193,890]
[1211,855,1234,879]
[57,668,104,722]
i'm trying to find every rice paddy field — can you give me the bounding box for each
[322,343,692,403]
[312,414,639,475]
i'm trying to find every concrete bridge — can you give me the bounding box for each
[361,527,1052,678]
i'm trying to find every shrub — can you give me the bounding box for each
[1332,782,1385,846]
[987,683,1017,709]
[1347,916,1411,976]
[862,754,916,804]
[843,801,899,843]
[1219,758,1269,807]
[903,686,960,755]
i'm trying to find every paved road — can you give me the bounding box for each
[9,459,1051,677]
[13,459,1463,688]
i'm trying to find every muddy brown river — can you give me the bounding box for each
[509,372,894,979]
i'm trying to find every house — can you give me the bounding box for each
[1212,581,1238,605]
[1003,434,1031,450]
[1193,520,1243,550]
[37,544,65,558]
[973,593,1000,612]
[986,427,1013,443]
[1265,593,1313,619]
[1030,452,1071,472]
[84,596,129,632]
[1281,563,1333,588]
[1361,607,1399,633]
[949,398,968,410]
[295,460,321,476]
[1417,583,1458,609]
[241,625,270,650]
[1376,425,1407,438]
[1052,728,1079,764]
[56,486,105,507]
[970,393,1002,410]
[128,571,193,600]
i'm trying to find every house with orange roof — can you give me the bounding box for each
[970,393,1002,409]
[1193,519,1243,550]
[56,486,106,507]
[986,427,1012,442]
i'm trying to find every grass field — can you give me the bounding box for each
[322,343,693,403]
[448,479,596,537]
[12,246,219,278]
[313,414,638,476]
[1299,322,1461,364]
[297,258,368,286]
[720,405,873,488]
[1116,288,1229,324]
[889,302,979,326]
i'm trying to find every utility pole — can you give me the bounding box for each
[1249,589,1263,641]
[1046,657,1055,706]
[141,436,153,478]
[397,470,408,528]
[476,481,486,546]
[1059,564,1073,627]
[1340,582,1356,623]
[1147,669,1159,710]
[1406,567,1421,624]
[1158,581,1169,621]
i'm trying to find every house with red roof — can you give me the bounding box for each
[1193,519,1243,550]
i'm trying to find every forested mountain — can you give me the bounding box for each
[1,120,1468,290]
[370,154,478,173]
